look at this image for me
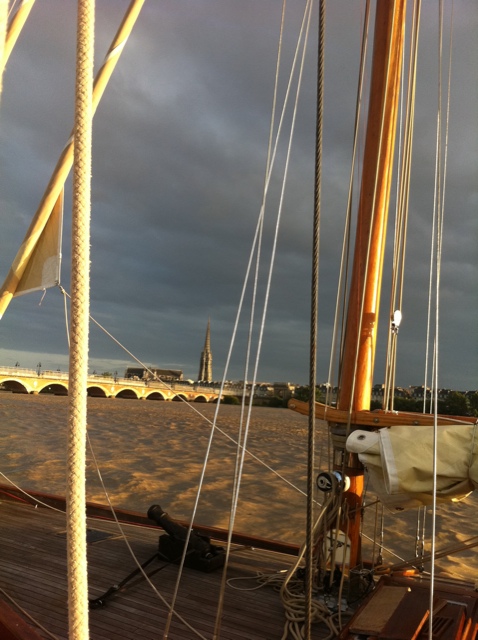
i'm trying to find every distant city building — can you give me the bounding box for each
[254,382,297,400]
[124,367,183,382]
[197,319,213,382]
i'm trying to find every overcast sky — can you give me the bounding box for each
[0,1,476,391]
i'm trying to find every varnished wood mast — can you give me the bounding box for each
[328,0,407,570]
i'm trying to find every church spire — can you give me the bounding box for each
[198,318,212,382]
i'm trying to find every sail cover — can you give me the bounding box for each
[346,424,478,509]
[7,190,63,299]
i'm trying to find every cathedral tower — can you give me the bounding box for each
[197,319,212,382]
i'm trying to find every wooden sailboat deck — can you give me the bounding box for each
[0,497,321,640]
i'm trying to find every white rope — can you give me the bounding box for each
[0,587,60,640]
[66,1,94,637]
[0,471,65,512]
[162,3,319,636]
[429,1,456,634]
[325,0,371,414]
[61,284,309,637]
[85,431,209,640]
[58,287,312,501]
[384,0,421,411]
[279,496,345,639]
[213,5,316,637]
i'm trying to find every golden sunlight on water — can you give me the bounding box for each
[0,392,476,581]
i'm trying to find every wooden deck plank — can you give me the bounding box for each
[1,499,323,639]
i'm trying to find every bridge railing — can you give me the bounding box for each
[0,366,44,377]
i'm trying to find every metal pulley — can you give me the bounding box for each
[316,470,350,493]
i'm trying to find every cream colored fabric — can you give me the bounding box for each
[346,424,478,509]
[14,190,63,297]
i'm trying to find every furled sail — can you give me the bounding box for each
[346,424,478,509]
[12,189,63,298]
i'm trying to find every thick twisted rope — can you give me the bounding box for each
[66,1,94,638]
[305,0,325,636]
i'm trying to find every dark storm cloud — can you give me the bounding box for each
[0,1,476,391]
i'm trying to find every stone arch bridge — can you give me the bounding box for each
[0,367,224,402]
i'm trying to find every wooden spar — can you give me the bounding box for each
[333,1,407,570]
[338,1,406,412]
[288,399,477,428]
[0,0,145,319]
[2,0,36,69]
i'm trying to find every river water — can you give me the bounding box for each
[1,392,476,580]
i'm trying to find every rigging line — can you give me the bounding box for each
[423,9,446,412]
[440,1,453,239]
[214,6,316,638]
[327,0,371,414]
[263,0,286,187]
[84,432,209,640]
[57,286,315,636]
[58,290,312,502]
[59,291,311,501]
[73,5,312,632]
[384,9,405,412]
[61,286,70,345]
[280,496,343,639]
[7,0,19,19]
[165,6,319,632]
[384,0,421,410]
[0,587,60,640]
[162,67,314,635]
[336,514,353,631]
[341,7,386,425]
[228,0,288,455]
[429,1,454,631]
[163,5,328,624]
[0,472,65,513]
[59,285,160,378]
[323,0,371,495]
[396,2,420,309]
[338,0,403,482]
[378,534,478,574]
[324,0,371,489]
[233,0,318,407]
[305,0,324,635]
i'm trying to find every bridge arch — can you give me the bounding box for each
[39,383,68,396]
[87,386,108,398]
[0,370,220,402]
[115,387,140,399]
[1,378,28,394]
[145,391,167,401]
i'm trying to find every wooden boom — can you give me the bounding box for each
[288,398,477,428]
